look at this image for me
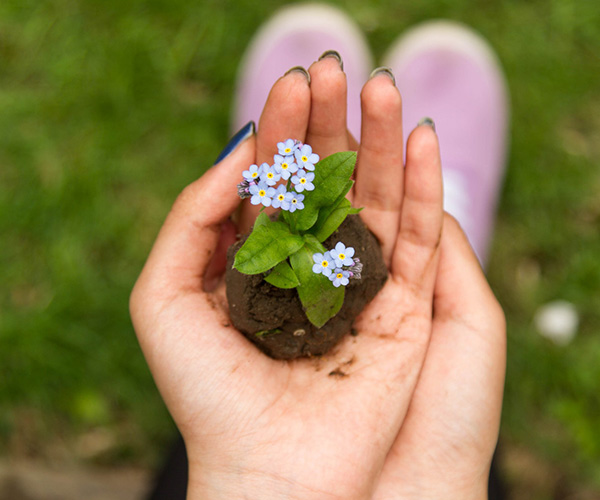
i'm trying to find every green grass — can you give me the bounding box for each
[1,0,599,495]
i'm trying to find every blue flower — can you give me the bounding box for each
[291,170,315,192]
[295,144,319,171]
[272,185,288,209]
[330,242,355,267]
[260,163,281,186]
[273,154,298,181]
[277,139,299,156]
[249,181,275,207]
[242,163,263,182]
[283,192,304,212]
[329,268,350,287]
[312,251,334,277]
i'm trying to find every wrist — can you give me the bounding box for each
[186,456,372,500]
[397,477,488,500]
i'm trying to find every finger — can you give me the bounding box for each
[435,213,505,326]
[237,68,311,232]
[132,133,256,304]
[354,70,404,265]
[130,134,272,416]
[347,130,359,151]
[305,52,350,157]
[391,122,444,301]
[346,129,359,204]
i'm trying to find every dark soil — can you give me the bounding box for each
[225,215,387,359]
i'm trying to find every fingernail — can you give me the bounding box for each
[213,121,255,165]
[318,50,344,71]
[283,66,311,85]
[417,117,436,132]
[369,66,395,86]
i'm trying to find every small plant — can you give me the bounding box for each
[233,139,363,328]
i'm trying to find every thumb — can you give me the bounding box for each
[132,122,256,311]
[434,213,505,328]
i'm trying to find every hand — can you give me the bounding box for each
[130,55,504,499]
[372,213,506,500]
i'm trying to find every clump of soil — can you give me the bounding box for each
[226,215,387,359]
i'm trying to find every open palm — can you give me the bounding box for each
[131,56,505,499]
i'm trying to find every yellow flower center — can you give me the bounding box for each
[267,172,274,179]
[278,194,284,201]
[321,261,329,268]
[291,198,297,204]
[284,147,292,154]
[338,253,345,260]
[281,163,288,169]
[301,155,308,162]
[251,172,258,178]
[337,273,343,279]
[258,190,266,197]
[300,178,306,184]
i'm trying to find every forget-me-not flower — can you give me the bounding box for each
[291,170,315,192]
[312,251,334,277]
[277,139,299,156]
[295,144,319,171]
[271,185,288,209]
[242,163,264,182]
[260,163,281,186]
[329,268,350,288]
[273,154,298,181]
[249,181,275,207]
[330,242,355,267]
[283,192,304,212]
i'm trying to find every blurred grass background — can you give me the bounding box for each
[1,0,599,497]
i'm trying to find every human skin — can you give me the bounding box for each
[130,56,505,499]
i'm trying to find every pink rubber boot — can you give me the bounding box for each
[383,21,510,266]
[231,4,373,140]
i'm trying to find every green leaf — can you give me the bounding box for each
[302,234,325,253]
[294,151,357,231]
[264,260,300,289]
[253,211,270,228]
[312,198,354,242]
[312,179,354,229]
[234,218,304,274]
[290,244,344,328]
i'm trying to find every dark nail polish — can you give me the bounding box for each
[417,117,436,132]
[318,50,344,71]
[213,121,255,165]
[283,66,311,84]
[369,66,396,86]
